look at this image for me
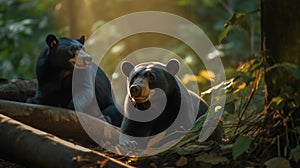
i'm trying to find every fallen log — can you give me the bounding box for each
[0,100,120,147]
[0,114,133,168]
[0,78,36,102]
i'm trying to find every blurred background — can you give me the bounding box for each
[0,0,260,93]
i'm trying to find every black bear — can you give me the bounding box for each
[119,59,208,149]
[27,34,123,127]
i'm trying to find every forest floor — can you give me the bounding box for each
[0,158,25,168]
[0,79,295,168]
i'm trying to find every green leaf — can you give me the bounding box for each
[218,24,232,44]
[293,66,300,79]
[271,96,284,106]
[264,157,291,168]
[290,146,300,163]
[232,135,252,159]
[225,102,235,114]
[218,12,246,43]
[227,12,246,27]
[189,113,207,133]
[295,127,300,135]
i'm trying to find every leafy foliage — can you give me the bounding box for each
[178,1,299,166]
[178,0,261,62]
[232,135,252,159]
[218,12,245,43]
[0,0,60,79]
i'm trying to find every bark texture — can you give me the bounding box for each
[261,0,300,102]
[0,100,120,147]
[0,79,36,102]
[0,114,133,168]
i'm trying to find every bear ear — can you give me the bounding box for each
[46,34,58,48]
[78,35,85,44]
[121,61,134,77]
[166,59,180,75]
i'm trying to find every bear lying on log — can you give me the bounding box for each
[27,34,123,127]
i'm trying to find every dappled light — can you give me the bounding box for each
[1,0,299,167]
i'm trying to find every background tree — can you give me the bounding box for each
[260,0,300,162]
[262,0,300,102]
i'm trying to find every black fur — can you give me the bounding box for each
[27,34,123,127]
[121,61,208,138]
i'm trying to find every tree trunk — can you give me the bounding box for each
[0,100,120,147]
[260,0,300,161]
[0,114,133,168]
[261,0,300,102]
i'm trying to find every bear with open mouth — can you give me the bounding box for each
[120,59,208,149]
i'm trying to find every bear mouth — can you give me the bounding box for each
[133,96,149,103]
[69,58,91,69]
[131,90,155,104]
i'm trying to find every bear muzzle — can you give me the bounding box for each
[130,85,149,103]
[69,49,92,69]
[129,78,151,103]
[130,85,142,97]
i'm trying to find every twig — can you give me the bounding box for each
[233,69,262,138]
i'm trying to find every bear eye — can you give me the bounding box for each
[68,46,77,55]
[130,76,137,85]
[146,71,155,81]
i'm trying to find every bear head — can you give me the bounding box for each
[121,59,180,104]
[46,34,91,69]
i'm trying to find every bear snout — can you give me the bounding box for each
[129,77,151,103]
[130,85,141,97]
[83,56,91,65]
[74,49,92,69]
